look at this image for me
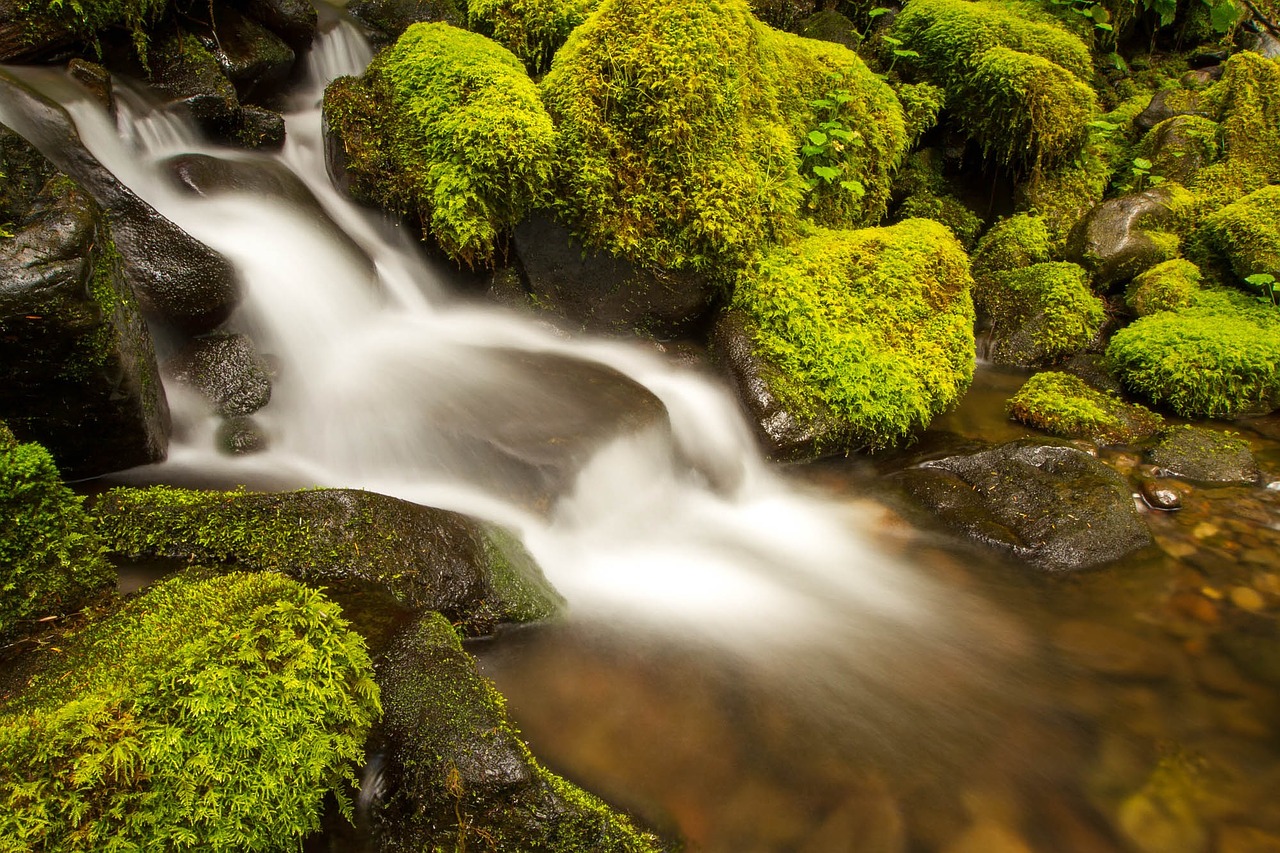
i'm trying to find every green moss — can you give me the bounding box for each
[971,213,1054,284]
[1007,370,1163,443]
[0,571,380,850]
[467,0,598,75]
[891,150,981,248]
[539,0,906,271]
[1212,51,1280,181]
[323,23,556,266]
[1125,258,1202,316]
[1133,115,1221,187]
[15,0,167,59]
[890,0,1096,171]
[1199,184,1280,282]
[0,425,112,642]
[1107,288,1280,418]
[896,81,946,145]
[380,612,664,852]
[981,262,1106,365]
[732,219,975,450]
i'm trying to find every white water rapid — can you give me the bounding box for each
[3,17,1023,738]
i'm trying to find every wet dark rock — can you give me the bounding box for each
[0,69,240,333]
[1065,189,1177,290]
[347,0,466,46]
[1145,425,1260,484]
[67,59,114,117]
[1139,477,1183,510]
[373,612,667,851]
[1135,88,1211,131]
[231,0,318,52]
[231,105,286,149]
[893,439,1154,572]
[166,152,317,209]
[0,0,83,61]
[90,486,562,635]
[1180,66,1223,88]
[513,212,717,339]
[144,29,242,133]
[713,309,846,461]
[0,166,169,477]
[1062,353,1125,395]
[1189,48,1230,68]
[1239,27,1280,59]
[190,6,296,105]
[216,415,269,455]
[165,332,272,417]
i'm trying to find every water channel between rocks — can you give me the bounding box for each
[6,15,1280,853]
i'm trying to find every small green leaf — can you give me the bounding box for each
[840,179,866,197]
[1132,157,1153,170]
[812,165,840,182]
[808,130,829,146]
[868,6,892,16]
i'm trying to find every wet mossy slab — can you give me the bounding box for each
[89,485,562,634]
[1144,424,1260,484]
[1008,371,1163,445]
[893,439,1154,572]
[373,612,668,851]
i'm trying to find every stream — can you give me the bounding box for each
[6,12,1280,853]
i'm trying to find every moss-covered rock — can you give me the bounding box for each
[0,425,113,643]
[1007,371,1163,444]
[0,571,380,850]
[1134,115,1221,188]
[1107,288,1280,418]
[89,485,560,634]
[539,0,906,271]
[374,612,665,851]
[978,261,1105,366]
[1145,424,1259,484]
[725,219,975,455]
[972,213,1054,279]
[323,22,557,266]
[347,0,467,46]
[0,0,166,62]
[467,0,597,74]
[1199,183,1280,282]
[889,0,1096,171]
[1125,258,1202,316]
[890,149,982,248]
[1065,189,1181,290]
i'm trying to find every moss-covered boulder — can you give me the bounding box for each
[0,131,170,478]
[467,0,597,74]
[972,213,1054,276]
[539,0,907,271]
[889,0,1097,171]
[1107,288,1280,418]
[324,22,556,267]
[1007,371,1163,444]
[1144,424,1260,484]
[0,425,114,643]
[89,486,560,634]
[0,0,166,62]
[721,219,974,457]
[1199,184,1280,282]
[1135,115,1221,187]
[0,571,380,850]
[977,261,1105,366]
[1125,258,1202,317]
[373,612,666,851]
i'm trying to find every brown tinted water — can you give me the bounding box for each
[476,365,1280,853]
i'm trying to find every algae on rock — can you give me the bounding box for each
[0,571,380,851]
[1007,371,1163,444]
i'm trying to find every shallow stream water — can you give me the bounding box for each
[5,14,1280,853]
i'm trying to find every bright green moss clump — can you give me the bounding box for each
[1107,288,1280,418]
[1007,371,1163,444]
[972,213,1054,281]
[540,0,907,271]
[1125,259,1202,316]
[733,219,975,450]
[323,23,556,266]
[0,424,112,642]
[467,0,597,74]
[1199,184,1280,281]
[980,262,1105,365]
[0,571,380,851]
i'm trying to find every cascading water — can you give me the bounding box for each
[3,16,1030,848]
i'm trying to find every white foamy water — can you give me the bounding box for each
[0,21,1017,684]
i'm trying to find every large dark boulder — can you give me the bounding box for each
[188,6,296,104]
[0,69,240,334]
[513,213,716,339]
[231,0,318,52]
[1066,189,1179,290]
[372,612,667,851]
[0,133,169,477]
[347,0,465,46]
[140,29,243,133]
[893,439,1154,571]
[89,486,562,635]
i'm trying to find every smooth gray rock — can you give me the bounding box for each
[1066,189,1176,290]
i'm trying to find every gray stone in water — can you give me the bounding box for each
[1066,189,1177,290]
[0,150,170,477]
[216,415,269,455]
[513,211,717,339]
[67,59,115,118]
[232,105,286,150]
[0,69,241,334]
[189,6,296,104]
[894,439,1155,572]
[144,29,242,133]
[165,332,273,417]
[1145,425,1260,484]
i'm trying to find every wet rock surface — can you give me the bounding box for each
[164,332,272,417]
[893,439,1154,571]
[1146,425,1260,484]
[347,0,466,46]
[1066,189,1177,289]
[513,212,717,340]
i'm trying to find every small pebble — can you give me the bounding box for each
[1256,572,1280,596]
[1140,478,1182,511]
[1230,586,1266,612]
[1266,480,1280,490]
[1193,522,1220,539]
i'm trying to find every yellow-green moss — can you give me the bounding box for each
[1212,50,1280,180]
[1107,288,1280,417]
[891,150,982,247]
[732,219,975,450]
[323,23,556,266]
[539,0,907,272]
[1199,184,1280,281]
[0,424,112,642]
[971,213,1054,284]
[466,0,598,74]
[1125,258,1202,316]
[1007,370,1163,443]
[980,262,1106,365]
[0,571,380,850]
